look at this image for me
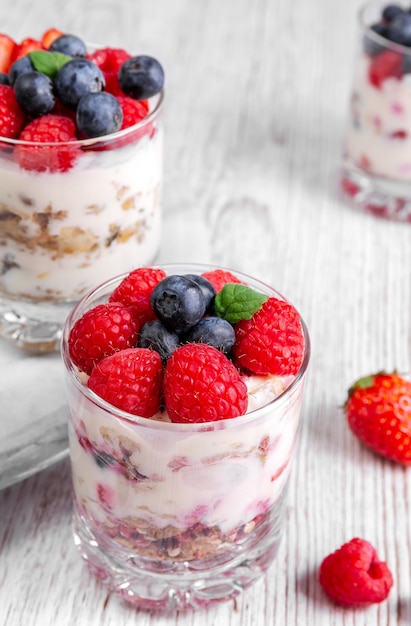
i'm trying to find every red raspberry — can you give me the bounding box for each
[11,37,43,63]
[233,297,304,376]
[117,95,149,129]
[164,343,248,423]
[201,269,244,293]
[109,267,166,326]
[88,47,131,96]
[87,348,163,418]
[0,85,25,139]
[15,115,79,172]
[68,302,140,375]
[369,50,402,88]
[319,538,393,607]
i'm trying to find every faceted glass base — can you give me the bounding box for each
[340,166,411,222]
[72,497,286,611]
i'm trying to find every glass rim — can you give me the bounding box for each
[0,89,164,148]
[358,0,411,55]
[61,262,311,433]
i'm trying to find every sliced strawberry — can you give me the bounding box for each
[0,33,17,73]
[368,50,403,88]
[41,28,64,49]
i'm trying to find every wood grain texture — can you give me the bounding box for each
[1,0,411,624]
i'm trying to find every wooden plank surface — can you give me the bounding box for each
[1,0,411,624]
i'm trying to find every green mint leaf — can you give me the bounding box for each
[215,284,268,324]
[29,50,71,78]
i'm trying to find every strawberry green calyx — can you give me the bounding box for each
[347,371,393,398]
[215,283,268,324]
[29,50,71,78]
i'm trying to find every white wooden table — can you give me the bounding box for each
[2,0,411,624]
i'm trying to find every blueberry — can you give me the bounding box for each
[184,274,216,311]
[9,55,33,85]
[118,55,164,100]
[138,320,180,362]
[0,72,10,85]
[150,275,206,334]
[382,4,405,22]
[185,317,235,354]
[364,22,389,55]
[76,92,123,138]
[94,451,117,469]
[54,58,105,110]
[49,33,87,57]
[387,12,411,46]
[14,71,55,117]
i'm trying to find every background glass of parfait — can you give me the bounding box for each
[0,76,163,353]
[341,0,411,221]
[61,263,311,612]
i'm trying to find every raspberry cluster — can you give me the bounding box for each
[68,266,305,423]
[0,28,164,171]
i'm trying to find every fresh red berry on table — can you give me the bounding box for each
[164,343,248,423]
[15,114,79,172]
[68,302,140,375]
[319,538,393,607]
[87,348,163,418]
[201,269,243,292]
[0,33,17,73]
[345,372,411,465]
[109,267,166,325]
[233,297,304,376]
[0,85,25,139]
[368,50,402,88]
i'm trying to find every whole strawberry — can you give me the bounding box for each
[319,538,393,607]
[87,348,163,418]
[163,343,248,423]
[345,372,411,465]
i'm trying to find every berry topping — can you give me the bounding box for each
[138,319,180,363]
[369,50,403,88]
[386,11,411,46]
[41,28,64,50]
[68,302,140,375]
[54,57,105,110]
[89,47,131,96]
[233,297,305,376]
[0,84,25,139]
[119,55,164,100]
[14,71,55,117]
[184,274,216,310]
[150,275,206,334]
[319,538,393,607]
[344,372,411,465]
[201,269,244,292]
[163,343,248,423]
[0,33,17,73]
[382,4,405,22]
[109,266,166,325]
[0,73,9,86]
[49,33,87,58]
[15,115,79,172]
[76,91,123,138]
[184,316,235,354]
[117,94,149,129]
[87,348,163,418]
[9,55,33,85]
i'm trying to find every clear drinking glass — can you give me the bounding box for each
[61,263,310,611]
[341,0,411,220]
[0,90,163,353]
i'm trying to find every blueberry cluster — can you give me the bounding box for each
[1,33,164,138]
[138,274,236,362]
[367,4,411,54]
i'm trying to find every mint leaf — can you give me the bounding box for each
[215,284,268,323]
[29,50,71,78]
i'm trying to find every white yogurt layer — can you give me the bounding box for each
[68,371,304,534]
[345,53,411,181]
[0,127,163,302]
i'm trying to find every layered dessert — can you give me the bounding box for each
[62,264,310,608]
[343,2,411,218]
[0,29,163,303]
